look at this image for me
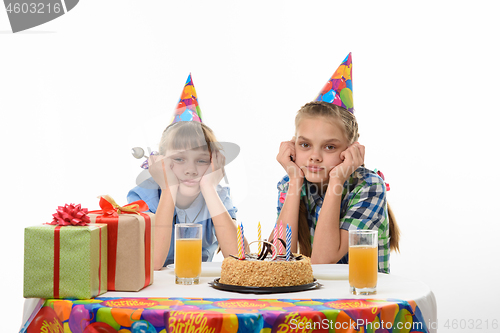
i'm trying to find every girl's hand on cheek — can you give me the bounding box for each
[277,137,304,182]
[200,151,225,191]
[148,155,179,190]
[329,142,365,185]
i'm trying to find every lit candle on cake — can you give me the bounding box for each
[279,220,284,255]
[258,221,262,253]
[286,223,291,261]
[237,225,243,259]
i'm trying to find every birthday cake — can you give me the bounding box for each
[219,240,314,287]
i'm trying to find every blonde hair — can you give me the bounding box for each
[159,121,221,159]
[295,101,359,144]
[294,101,400,255]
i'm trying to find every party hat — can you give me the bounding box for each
[171,73,203,124]
[314,53,353,113]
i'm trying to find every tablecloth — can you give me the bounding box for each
[21,263,437,333]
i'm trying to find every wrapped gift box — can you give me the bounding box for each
[24,224,107,299]
[88,196,154,291]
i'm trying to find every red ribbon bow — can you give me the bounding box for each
[89,195,149,216]
[48,203,90,226]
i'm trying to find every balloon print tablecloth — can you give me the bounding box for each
[22,297,430,333]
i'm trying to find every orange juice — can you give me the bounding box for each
[175,239,202,278]
[349,245,378,288]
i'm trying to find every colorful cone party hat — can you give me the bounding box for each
[134,73,243,184]
[314,52,353,113]
[171,73,203,124]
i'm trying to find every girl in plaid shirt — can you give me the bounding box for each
[276,101,399,273]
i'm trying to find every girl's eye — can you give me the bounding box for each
[173,158,184,162]
[197,160,210,164]
[325,145,336,150]
[299,142,310,148]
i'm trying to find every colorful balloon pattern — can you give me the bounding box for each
[314,52,354,113]
[171,73,203,124]
[27,297,429,333]
[26,306,63,333]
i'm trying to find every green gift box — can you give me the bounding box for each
[24,224,107,299]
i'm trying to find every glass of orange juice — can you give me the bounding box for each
[175,223,202,285]
[349,230,378,295]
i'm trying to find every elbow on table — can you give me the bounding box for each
[310,251,346,265]
[154,256,166,271]
[310,256,337,265]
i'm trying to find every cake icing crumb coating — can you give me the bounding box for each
[219,255,314,287]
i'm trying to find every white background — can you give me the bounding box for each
[2,1,500,332]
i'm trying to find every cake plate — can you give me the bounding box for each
[208,278,321,294]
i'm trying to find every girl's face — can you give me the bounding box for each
[295,116,350,186]
[169,147,211,196]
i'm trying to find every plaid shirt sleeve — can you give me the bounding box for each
[340,174,390,273]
